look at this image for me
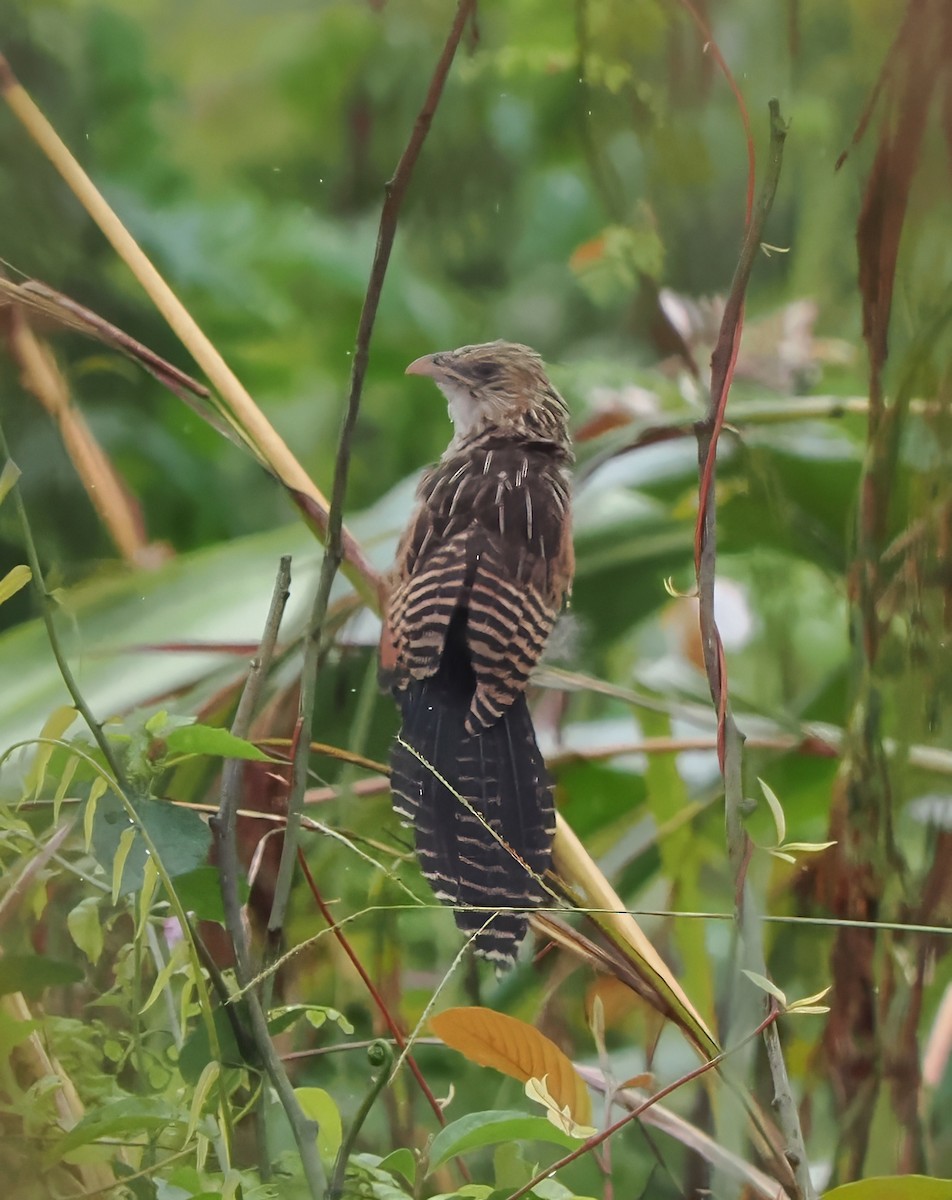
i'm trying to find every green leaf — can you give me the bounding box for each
[0,1010,40,1057]
[269,1004,354,1037]
[67,896,104,965]
[427,1111,578,1172]
[741,970,787,1007]
[0,565,31,606]
[823,1178,952,1200]
[164,724,275,762]
[90,792,210,894]
[112,825,138,903]
[23,707,78,798]
[186,1062,220,1142]
[178,1006,250,1084]
[173,865,247,923]
[758,777,786,846]
[294,1087,342,1164]
[52,1097,185,1160]
[0,458,21,505]
[378,1148,416,1187]
[0,955,84,998]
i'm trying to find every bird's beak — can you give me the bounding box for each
[405,353,445,379]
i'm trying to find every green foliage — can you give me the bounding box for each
[1,0,951,1198]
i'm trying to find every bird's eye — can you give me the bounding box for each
[467,361,497,382]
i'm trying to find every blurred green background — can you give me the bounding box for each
[2,0,951,1195]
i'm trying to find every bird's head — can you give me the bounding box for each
[406,340,570,448]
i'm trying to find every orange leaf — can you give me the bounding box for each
[431,1006,592,1127]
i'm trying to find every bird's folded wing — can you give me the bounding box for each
[388,444,572,730]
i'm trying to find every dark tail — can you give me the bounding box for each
[390,635,555,964]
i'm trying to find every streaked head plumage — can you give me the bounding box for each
[406,340,570,447]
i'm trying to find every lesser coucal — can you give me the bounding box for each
[382,341,574,963]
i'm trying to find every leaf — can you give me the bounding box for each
[186,1062,220,1143]
[112,825,138,903]
[294,1087,342,1164]
[23,707,78,797]
[758,777,786,846]
[524,1077,597,1139]
[823,1177,952,1200]
[377,1148,416,1187]
[0,955,84,998]
[141,938,190,1015]
[431,1007,592,1127]
[0,1010,40,1057]
[741,971,787,1007]
[52,1097,185,1160]
[269,1004,354,1037]
[67,896,104,965]
[164,724,275,762]
[0,565,31,606]
[0,458,21,504]
[91,792,211,894]
[173,865,248,924]
[178,1007,249,1084]
[427,1111,578,1172]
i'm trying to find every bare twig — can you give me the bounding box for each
[208,556,327,1197]
[213,556,292,983]
[0,420,126,785]
[267,0,474,993]
[296,850,451,1132]
[504,1004,783,1200]
[690,99,815,1200]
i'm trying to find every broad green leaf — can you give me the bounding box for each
[294,1087,342,1164]
[173,865,247,923]
[427,1111,577,1172]
[823,1178,952,1200]
[0,565,31,606]
[0,521,330,749]
[52,1097,185,1159]
[164,724,275,762]
[67,896,104,965]
[0,955,84,998]
[178,1007,249,1084]
[378,1148,416,1187]
[91,792,210,894]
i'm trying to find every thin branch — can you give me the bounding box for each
[205,557,329,1195]
[266,0,474,990]
[295,849,451,1132]
[213,556,292,984]
[0,420,126,785]
[690,99,814,1200]
[504,1004,782,1200]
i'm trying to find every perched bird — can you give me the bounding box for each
[382,341,574,964]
